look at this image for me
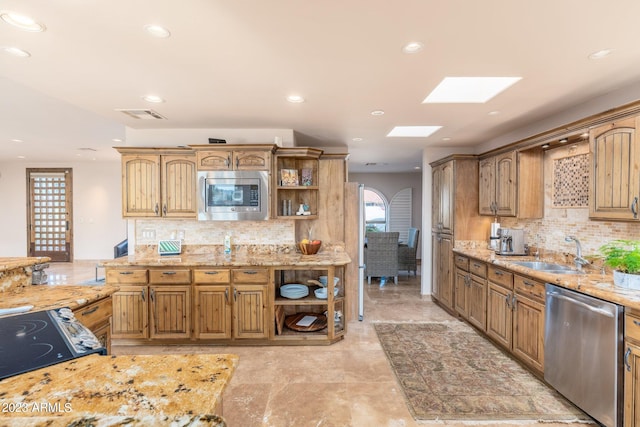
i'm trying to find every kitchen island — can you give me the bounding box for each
[0,353,238,426]
[102,246,352,346]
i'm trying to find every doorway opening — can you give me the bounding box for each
[26,168,73,262]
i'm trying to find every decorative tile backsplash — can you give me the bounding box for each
[135,219,296,246]
[553,154,589,207]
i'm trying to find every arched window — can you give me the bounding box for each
[364,187,388,232]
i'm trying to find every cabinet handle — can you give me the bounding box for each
[234,288,238,301]
[225,288,229,303]
[633,319,640,327]
[150,288,155,301]
[163,204,167,215]
[162,271,177,275]
[505,293,511,309]
[81,306,99,316]
[204,271,219,275]
[226,155,231,168]
[235,157,239,168]
[472,263,481,268]
[511,294,517,311]
[523,280,535,287]
[632,197,638,219]
[141,288,146,302]
[154,203,159,215]
[494,270,504,276]
[625,347,632,372]
[243,271,258,275]
[119,271,133,275]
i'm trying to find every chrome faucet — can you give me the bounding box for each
[565,236,590,270]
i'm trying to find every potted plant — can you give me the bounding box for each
[598,239,640,289]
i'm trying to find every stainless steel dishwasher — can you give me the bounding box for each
[545,284,624,427]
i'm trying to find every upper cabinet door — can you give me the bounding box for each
[478,157,496,216]
[233,151,271,170]
[122,155,161,217]
[161,155,197,218]
[439,161,454,234]
[495,151,517,217]
[432,165,442,232]
[197,150,233,170]
[590,116,640,220]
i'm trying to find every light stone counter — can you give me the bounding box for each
[0,353,237,426]
[453,247,640,310]
[0,257,51,293]
[101,245,351,268]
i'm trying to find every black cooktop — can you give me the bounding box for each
[0,309,105,380]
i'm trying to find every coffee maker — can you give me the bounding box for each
[496,228,526,255]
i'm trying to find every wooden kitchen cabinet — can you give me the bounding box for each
[111,285,149,339]
[478,149,543,218]
[117,148,197,218]
[624,310,640,426]
[193,268,232,339]
[512,275,545,373]
[273,147,322,220]
[73,296,112,354]
[194,145,273,171]
[430,156,486,314]
[231,268,269,339]
[486,266,514,349]
[590,116,640,221]
[149,285,191,339]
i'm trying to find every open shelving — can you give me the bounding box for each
[273,147,322,220]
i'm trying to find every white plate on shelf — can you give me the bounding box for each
[280,284,309,299]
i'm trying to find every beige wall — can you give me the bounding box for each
[0,160,126,260]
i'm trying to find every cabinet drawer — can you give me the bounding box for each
[488,266,513,289]
[232,268,269,283]
[626,313,640,343]
[194,269,231,284]
[454,255,469,271]
[106,269,148,284]
[514,275,545,303]
[469,260,487,278]
[149,269,192,284]
[73,297,112,330]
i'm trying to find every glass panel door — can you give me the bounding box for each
[27,169,73,262]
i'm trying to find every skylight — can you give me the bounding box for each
[387,126,442,137]
[423,77,522,103]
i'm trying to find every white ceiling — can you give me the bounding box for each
[2,0,640,172]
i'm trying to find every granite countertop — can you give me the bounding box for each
[453,247,640,310]
[0,284,119,315]
[0,257,50,273]
[0,353,238,426]
[101,249,352,268]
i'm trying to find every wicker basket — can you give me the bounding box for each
[299,241,321,255]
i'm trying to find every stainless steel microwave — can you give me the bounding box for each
[197,170,269,220]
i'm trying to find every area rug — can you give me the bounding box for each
[374,321,590,422]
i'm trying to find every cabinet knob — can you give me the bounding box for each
[632,197,638,219]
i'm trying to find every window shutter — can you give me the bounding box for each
[389,188,412,243]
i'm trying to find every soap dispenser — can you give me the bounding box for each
[224,233,232,255]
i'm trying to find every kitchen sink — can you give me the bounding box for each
[510,261,585,275]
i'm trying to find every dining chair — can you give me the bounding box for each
[365,231,399,285]
[398,228,420,276]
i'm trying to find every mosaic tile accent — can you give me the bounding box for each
[553,154,589,207]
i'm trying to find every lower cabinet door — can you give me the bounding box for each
[468,275,487,332]
[233,284,268,339]
[454,269,469,318]
[512,295,545,373]
[486,282,512,350]
[625,342,640,427]
[194,285,232,339]
[112,285,149,339]
[150,285,191,339]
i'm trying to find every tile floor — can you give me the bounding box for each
[47,262,593,427]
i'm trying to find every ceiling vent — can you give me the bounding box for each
[115,109,166,120]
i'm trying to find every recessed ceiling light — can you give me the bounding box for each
[541,143,550,149]
[142,95,165,103]
[423,77,522,103]
[144,24,171,38]
[581,132,589,139]
[414,166,421,170]
[588,49,612,60]
[17,155,26,159]
[370,110,385,116]
[488,110,500,116]
[402,41,424,54]
[286,95,305,103]
[2,47,30,57]
[352,137,363,142]
[0,11,45,32]
[559,138,569,144]
[10,139,23,143]
[442,137,451,141]
[112,138,123,143]
[387,126,442,137]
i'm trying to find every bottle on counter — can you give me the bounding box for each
[224,234,232,255]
